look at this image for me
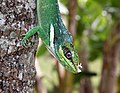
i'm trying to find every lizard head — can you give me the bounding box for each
[48,24,82,73]
[55,42,82,73]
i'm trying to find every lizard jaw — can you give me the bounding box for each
[76,63,82,73]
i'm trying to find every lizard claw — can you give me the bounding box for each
[22,38,28,48]
[22,40,28,48]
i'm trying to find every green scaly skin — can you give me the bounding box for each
[22,0,82,73]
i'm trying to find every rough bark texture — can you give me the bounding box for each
[99,22,120,93]
[0,0,38,93]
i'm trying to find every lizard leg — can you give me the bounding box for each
[22,26,49,46]
[22,26,41,45]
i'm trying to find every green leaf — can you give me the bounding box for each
[36,44,47,57]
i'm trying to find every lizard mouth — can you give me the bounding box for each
[76,63,82,73]
[70,58,82,73]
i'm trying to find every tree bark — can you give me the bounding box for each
[0,0,38,92]
[68,0,77,38]
[99,22,120,93]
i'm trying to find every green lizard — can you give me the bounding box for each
[22,0,82,73]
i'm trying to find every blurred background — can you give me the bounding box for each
[35,0,120,93]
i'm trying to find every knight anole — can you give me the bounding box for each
[22,0,82,73]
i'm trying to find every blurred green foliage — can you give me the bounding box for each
[36,43,47,57]
[36,0,120,93]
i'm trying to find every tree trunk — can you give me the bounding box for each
[64,0,77,93]
[79,36,93,93]
[99,22,120,93]
[0,0,38,92]
[68,0,77,38]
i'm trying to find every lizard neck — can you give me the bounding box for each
[37,0,72,47]
[37,0,59,26]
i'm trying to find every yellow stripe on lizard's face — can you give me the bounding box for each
[55,42,81,73]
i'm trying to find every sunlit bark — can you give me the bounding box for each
[0,0,38,92]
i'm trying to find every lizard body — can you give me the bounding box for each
[23,0,82,73]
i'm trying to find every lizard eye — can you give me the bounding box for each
[62,46,72,60]
[65,51,72,59]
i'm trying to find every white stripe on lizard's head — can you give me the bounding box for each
[50,24,55,50]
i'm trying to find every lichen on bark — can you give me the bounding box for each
[0,0,38,93]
